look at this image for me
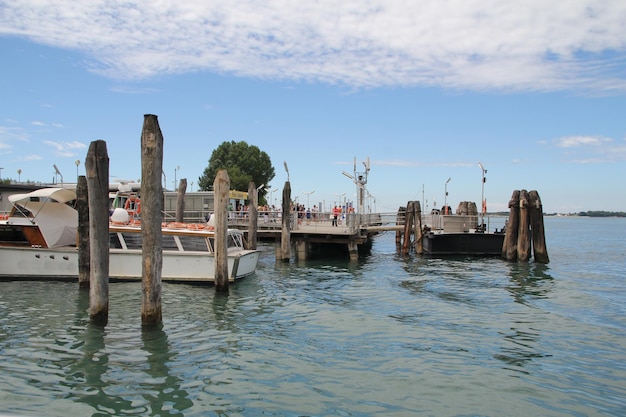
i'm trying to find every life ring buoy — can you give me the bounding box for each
[482,199,487,214]
[0,214,8,221]
[124,197,141,215]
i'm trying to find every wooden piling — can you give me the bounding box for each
[76,175,90,289]
[247,182,258,250]
[529,190,549,263]
[140,114,164,326]
[396,206,406,247]
[213,169,230,292]
[175,178,187,223]
[401,201,415,255]
[517,189,531,262]
[503,190,520,261]
[414,201,423,254]
[85,140,109,326]
[280,181,291,261]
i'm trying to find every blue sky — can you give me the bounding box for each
[1,1,625,214]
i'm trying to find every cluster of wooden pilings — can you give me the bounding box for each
[396,200,424,255]
[502,189,549,263]
[77,114,235,328]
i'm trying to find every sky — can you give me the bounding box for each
[1,0,625,214]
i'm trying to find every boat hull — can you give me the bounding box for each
[0,246,258,283]
[422,232,505,256]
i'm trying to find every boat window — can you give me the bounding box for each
[162,235,179,251]
[109,233,123,249]
[122,233,143,249]
[178,235,209,251]
[227,233,243,249]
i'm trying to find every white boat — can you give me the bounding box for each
[0,188,259,283]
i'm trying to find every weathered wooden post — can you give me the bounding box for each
[76,175,90,289]
[213,169,230,292]
[502,190,520,261]
[517,189,532,262]
[280,181,291,261]
[414,201,423,254]
[529,190,549,263]
[85,140,109,325]
[141,114,164,326]
[396,206,406,247]
[401,201,415,255]
[247,182,258,250]
[175,178,187,223]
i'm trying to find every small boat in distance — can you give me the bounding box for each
[0,187,259,282]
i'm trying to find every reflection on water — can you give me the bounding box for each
[1,218,625,416]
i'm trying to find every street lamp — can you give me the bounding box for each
[174,165,180,191]
[53,164,63,186]
[303,190,315,209]
[444,177,451,215]
[478,162,487,227]
[17,169,22,182]
[75,160,80,179]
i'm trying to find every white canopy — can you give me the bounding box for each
[9,187,78,248]
[9,187,77,204]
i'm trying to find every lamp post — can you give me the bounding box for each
[303,190,315,209]
[174,165,180,191]
[444,177,451,215]
[478,162,487,227]
[75,160,80,179]
[17,169,22,182]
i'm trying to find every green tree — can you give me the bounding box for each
[198,141,275,202]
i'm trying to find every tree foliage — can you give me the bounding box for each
[198,141,275,201]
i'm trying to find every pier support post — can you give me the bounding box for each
[140,114,164,326]
[279,181,291,261]
[348,240,359,261]
[214,169,230,293]
[85,140,109,326]
[175,178,187,223]
[247,182,258,250]
[296,239,307,259]
[76,175,90,289]
[529,190,549,263]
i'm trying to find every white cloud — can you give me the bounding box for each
[1,0,625,92]
[554,135,626,163]
[43,139,87,156]
[555,135,612,148]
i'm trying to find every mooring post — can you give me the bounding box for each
[401,201,415,255]
[85,140,109,326]
[247,182,258,250]
[214,169,230,292]
[280,181,291,261]
[503,190,520,261]
[529,190,549,263]
[396,206,406,247]
[414,201,423,254]
[175,178,187,223]
[76,175,90,289]
[517,189,532,262]
[140,114,164,326]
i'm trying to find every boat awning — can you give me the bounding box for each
[9,187,77,205]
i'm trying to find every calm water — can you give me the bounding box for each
[1,217,625,416]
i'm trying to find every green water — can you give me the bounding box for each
[1,217,625,416]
